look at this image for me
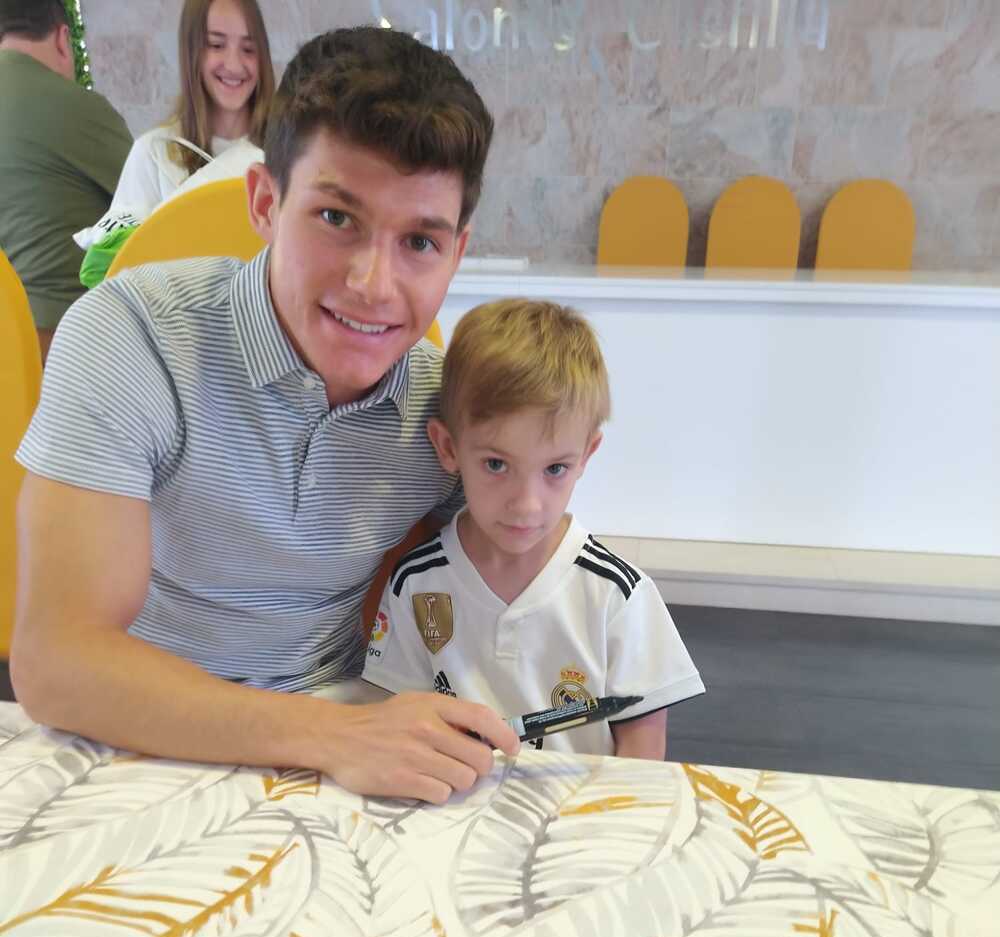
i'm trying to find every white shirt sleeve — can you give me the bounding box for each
[605,578,706,721]
[361,578,437,694]
[109,127,190,220]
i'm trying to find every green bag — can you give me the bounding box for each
[79,224,137,288]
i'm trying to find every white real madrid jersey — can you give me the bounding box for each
[362,513,706,755]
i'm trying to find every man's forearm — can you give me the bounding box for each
[12,626,332,769]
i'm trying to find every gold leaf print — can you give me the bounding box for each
[793,909,839,936]
[684,763,809,860]
[0,845,299,935]
[432,916,447,935]
[262,767,321,801]
[560,795,674,816]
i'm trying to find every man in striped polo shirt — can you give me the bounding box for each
[12,27,518,804]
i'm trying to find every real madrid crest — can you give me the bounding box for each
[412,592,454,654]
[551,667,595,708]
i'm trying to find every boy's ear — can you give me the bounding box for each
[427,418,460,474]
[579,431,603,472]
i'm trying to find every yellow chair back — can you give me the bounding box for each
[0,251,42,657]
[106,178,265,277]
[105,178,444,349]
[815,180,915,272]
[706,176,801,271]
[597,176,689,267]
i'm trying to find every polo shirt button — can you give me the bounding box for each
[302,375,318,390]
[303,473,317,490]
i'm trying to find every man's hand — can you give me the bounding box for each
[318,692,520,804]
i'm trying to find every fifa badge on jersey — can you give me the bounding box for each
[551,667,596,708]
[368,610,390,659]
[412,593,453,654]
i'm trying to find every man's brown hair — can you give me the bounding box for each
[0,0,68,43]
[441,300,611,437]
[264,26,493,229]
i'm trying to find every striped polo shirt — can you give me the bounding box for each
[17,249,462,692]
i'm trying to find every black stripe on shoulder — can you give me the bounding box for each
[585,537,641,586]
[392,556,451,597]
[574,556,632,600]
[391,534,444,581]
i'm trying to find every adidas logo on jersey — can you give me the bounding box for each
[433,670,456,697]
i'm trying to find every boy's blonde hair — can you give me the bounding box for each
[440,299,610,435]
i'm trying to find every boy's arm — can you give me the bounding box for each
[611,709,668,760]
[605,577,705,761]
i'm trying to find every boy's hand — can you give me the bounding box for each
[318,692,520,804]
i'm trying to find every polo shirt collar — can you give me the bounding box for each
[231,247,411,418]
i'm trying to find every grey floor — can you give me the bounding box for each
[2,607,998,790]
[667,605,1000,791]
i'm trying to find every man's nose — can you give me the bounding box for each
[346,243,397,306]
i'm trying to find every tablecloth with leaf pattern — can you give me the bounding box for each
[1,701,998,936]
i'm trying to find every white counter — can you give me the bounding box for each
[439,265,1000,560]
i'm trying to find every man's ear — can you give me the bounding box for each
[451,225,470,272]
[54,24,74,78]
[579,431,603,473]
[246,162,279,243]
[427,418,460,474]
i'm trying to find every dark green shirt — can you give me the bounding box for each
[0,50,132,328]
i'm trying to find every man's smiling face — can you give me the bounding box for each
[249,129,469,406]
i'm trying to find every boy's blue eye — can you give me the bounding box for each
[545,463,568,477]
[485,458,505,474]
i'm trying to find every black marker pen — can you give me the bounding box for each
[507,695,643,742]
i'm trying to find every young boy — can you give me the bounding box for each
[362,300,705,758]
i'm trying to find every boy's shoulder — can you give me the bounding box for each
[571,532,648,603]
[389,529,450,598]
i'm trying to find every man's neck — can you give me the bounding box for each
[0,37,67,79]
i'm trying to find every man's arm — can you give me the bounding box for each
[610,709,667,760]
[11,474,517,804]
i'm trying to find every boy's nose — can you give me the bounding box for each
[508,484,542,515]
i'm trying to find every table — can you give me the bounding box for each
[1,701,998,935]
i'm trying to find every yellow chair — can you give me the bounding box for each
[0,251,43,657]
[706,176,801,271]
[597,176,689,267]
[815,180,915,272]
[106,178,265,277]
[106,178,444,348]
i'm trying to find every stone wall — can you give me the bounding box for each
[81,0,1000,271]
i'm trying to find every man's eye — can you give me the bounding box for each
[545,463,568,477]
[409,234,437,253]
[321,210,351,228]
[485,458,506,474]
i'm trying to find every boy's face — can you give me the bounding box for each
[429,408,602,562]
[247,130,469,407]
